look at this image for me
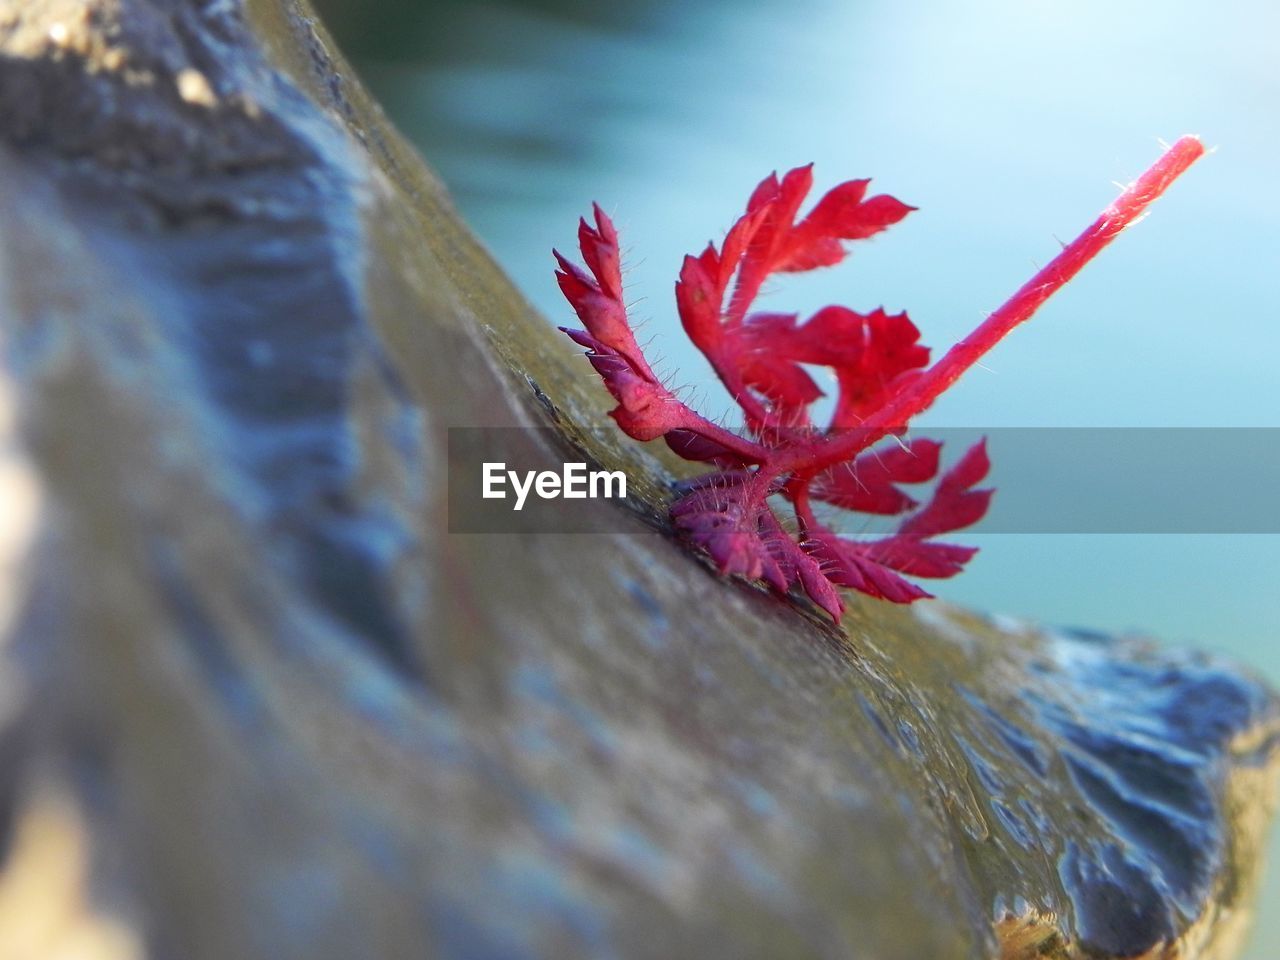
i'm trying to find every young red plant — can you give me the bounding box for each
[555,137,1205,621]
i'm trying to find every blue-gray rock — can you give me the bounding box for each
[0,1,1276,958]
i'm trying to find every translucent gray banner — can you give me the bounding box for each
[448,428,1280,534]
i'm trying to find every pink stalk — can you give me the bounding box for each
[676,407,769,462]
[781,135,1206,476]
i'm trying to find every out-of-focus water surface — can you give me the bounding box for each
[313,0,1279,952]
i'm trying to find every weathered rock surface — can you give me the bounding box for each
[0,1,1276,958]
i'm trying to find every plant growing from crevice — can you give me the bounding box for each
[555,137,1204,621]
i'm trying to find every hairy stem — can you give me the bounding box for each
[679,409,771,463]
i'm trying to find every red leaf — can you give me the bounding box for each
[723,313,825,419]
[577,204,622,300]
[863,539,979,579]
[897,440,993,540]
[671,478,843,621]
[559,169,970,613]
[555,207,691,442]
[829,439,992,585]
[675,254,722,351]
[664,429,750,467]
[831,308,931,427]
[670,478,770,581]
[759,510,844,620]
[804,527,932,603]
[810,438,942,515]
[776,181,915,272]
[556,141,1203,620]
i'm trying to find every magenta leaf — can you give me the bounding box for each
[555,139,1205,621]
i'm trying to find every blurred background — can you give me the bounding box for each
[311,0,1279,953]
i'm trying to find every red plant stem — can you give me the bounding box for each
[677,407,770,462]
[790,483,818,532]
[775,135,1206,478]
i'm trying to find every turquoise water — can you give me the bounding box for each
[317,0,1280,952]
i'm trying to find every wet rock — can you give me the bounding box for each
[0,1,1276,958]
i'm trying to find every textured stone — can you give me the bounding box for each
[0,2,1276,958]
